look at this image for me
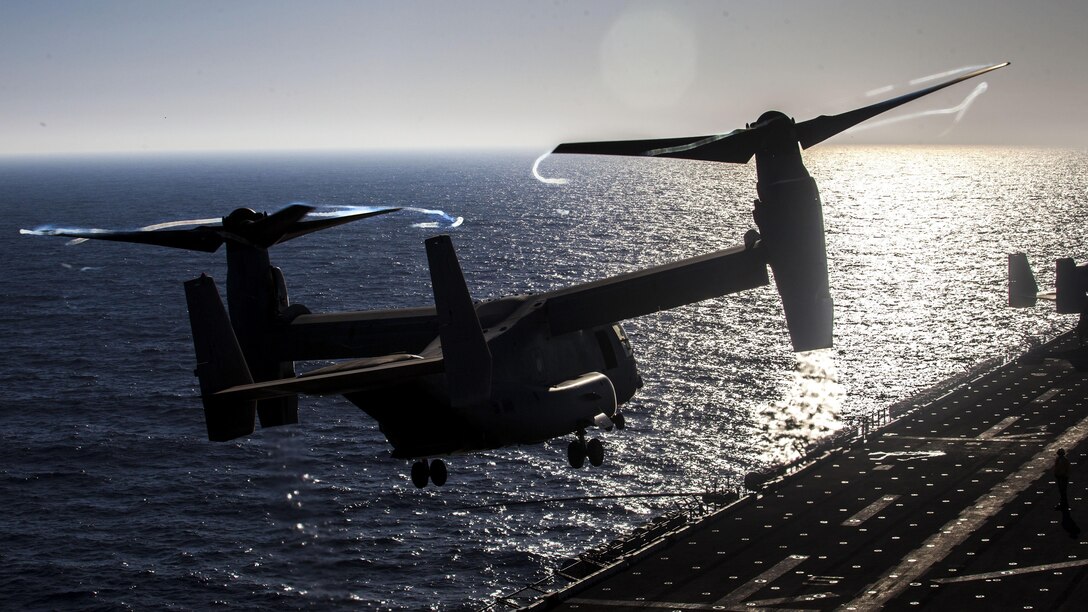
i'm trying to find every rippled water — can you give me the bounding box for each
[1,147,1085,609]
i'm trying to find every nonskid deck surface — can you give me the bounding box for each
[538,334,1088,610]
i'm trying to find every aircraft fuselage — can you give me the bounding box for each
[341,293,640,459]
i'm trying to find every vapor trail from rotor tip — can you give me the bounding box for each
[532,152,569,185]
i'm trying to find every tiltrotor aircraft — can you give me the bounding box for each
[26,62,1007,487]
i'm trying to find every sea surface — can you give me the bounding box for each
[1,146,1085,610]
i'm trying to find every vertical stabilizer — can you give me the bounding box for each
[1056,258,1088,314]
[425,235,492,408]
[1008,253,1039,307]
[185,274,257,441]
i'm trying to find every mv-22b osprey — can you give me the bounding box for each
[28,63,1006,487]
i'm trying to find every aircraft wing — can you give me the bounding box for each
[212,355,445,401]
[543,244,769,336]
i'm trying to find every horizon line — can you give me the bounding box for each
[0,142,1074,161]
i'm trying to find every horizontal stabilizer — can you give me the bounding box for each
[214,355,445,401]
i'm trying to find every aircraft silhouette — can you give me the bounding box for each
[1009,252,1085,313]
[1009,252,1088,369]
[25,62,1007,487]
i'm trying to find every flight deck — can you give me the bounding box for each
[511,332,1088,610]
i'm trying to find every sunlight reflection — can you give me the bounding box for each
[756,349,843,464]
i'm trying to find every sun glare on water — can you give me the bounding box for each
[756,349,844,464]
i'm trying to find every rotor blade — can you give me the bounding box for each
[648,127,760,163]
[553,127,759,164]
[23,204,399,253]
[279,207,401,243]
[23,226,225,252]
[248,204,313,248]
[554,135,715,157]
[796,62,1009,149]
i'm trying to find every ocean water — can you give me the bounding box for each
[1,146,1085,610]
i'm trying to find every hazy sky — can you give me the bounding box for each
[2,0,1085,155]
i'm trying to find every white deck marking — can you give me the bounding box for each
[1032,388,1060,403]
[564,555,810,611]
[564,598,709,609]
[977,416,1019,439]
[714,554,808,607]
[842,495,900,527]
[843,412,1088,610]
[931,559,1088,584]
[891,434,1040,443]
[868,450,946,462]
[744,591,839,605]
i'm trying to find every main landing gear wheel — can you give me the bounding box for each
[587,438,604,467]
[411,459,449,488]
[429,459,448,487]
[568,431,606,469]
[567,440,586,468]
[411,460,430,488]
